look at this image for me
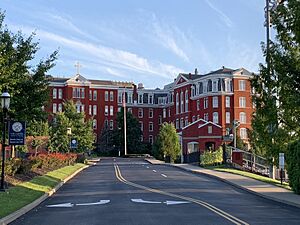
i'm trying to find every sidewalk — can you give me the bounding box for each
[145,158,300,209]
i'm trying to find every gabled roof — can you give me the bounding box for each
[206,67,234,75]
[182,118,222,131]
[181,73,202,80]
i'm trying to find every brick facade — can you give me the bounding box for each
[47,67,254,158]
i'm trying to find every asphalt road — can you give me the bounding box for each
[10,157,300,225]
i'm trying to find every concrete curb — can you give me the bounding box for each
[0,164,90,225]
[145,159,300,209]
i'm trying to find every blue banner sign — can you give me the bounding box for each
[9,121,26,145]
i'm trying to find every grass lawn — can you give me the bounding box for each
[207,165,291,190]
[0,163,86,219]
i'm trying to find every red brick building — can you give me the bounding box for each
[48,67,254,161]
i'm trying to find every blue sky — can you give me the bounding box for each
[1,0,265,88]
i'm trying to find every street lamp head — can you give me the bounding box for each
[1,87,10,110]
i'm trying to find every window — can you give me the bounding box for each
[148,94,153,104]
[192,116,196,122]
[73,88,82,98]
[168,108,171,118]
[240,112,246,124]
[176,119,179,129]
[93,90,97,101]
[104,106,108,116]
[226,112,230,124]
[149,135,153,144]
[110,91,114,101]
[118,92,122,103]
[149,122,153,132]
[197,115,200,120]
[204,97,208,109]
[176,93,179,114]
[197,100,200,110]
[212,80,218,92]
[158,116,162,125]
[213,112,219,124]
[139,122,143,131]
[185,117,188,127]
[89,105,92,115]
[180,92,184,113]
[239,80,246,91]
[81,88,85,98]
[163,109,166,118]
[58,103,62,112]
[118,107,121,112]
[240,128,247,139]
[53,103,57,113]
[128,108,132,113]
[53,88,57,99]
[204,113,209,121]
[93,119,97,129]
[81,104,85,113]
[105,91,108,101]
[199,82,203,94]
[225,79,231,92]
[138,108,143,118]
[89,90,92,100]
[213,96,218,108]
[138,94,143,104]
[93,105,97,115]
[180,118,184,128]
[226,96,230,108]
[110,120,114,130]
[128,93,132,104]
[239,97,246,108]
[149,108,153,118]
[110,106,114,116]
[185,90,189,112]
[76,103,81,113]
[208,126,212,134]
[58,89,62,99]
[104,119,108,128]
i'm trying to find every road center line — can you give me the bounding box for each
[114,164,248,225]
[161,174,167,178]
[152,170,157,173]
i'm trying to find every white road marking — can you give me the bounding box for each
[161,174,167,178]
[152,170,157,173]
[164,201,190,205]
[146,166,149,169]
[76,200,110,206]
[47,203,74,208]
[131,199,161,204]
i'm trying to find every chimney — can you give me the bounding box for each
[195,68,198,75]
[138,83,144,89]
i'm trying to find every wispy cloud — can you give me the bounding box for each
[205,0,233,28]
[150,13,190,62]
[11,24,182,80]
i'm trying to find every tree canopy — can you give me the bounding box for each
[49,100,95,153]
[250,0,300,161]
[0,10,57,131]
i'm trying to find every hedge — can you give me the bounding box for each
[286,140,300,194]
[200,147,223,167]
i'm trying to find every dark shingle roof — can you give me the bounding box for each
[181,74,203,80]
[206,67,234,75]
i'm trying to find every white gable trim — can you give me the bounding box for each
[198,121,222,129]
[174,74,188,86]
[182,118,207,130]
[66,74,91,86]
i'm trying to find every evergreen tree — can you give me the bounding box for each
[113,108,143,154]
[155,123,180,163]
[251,0,300,161]
[49,100,94,153]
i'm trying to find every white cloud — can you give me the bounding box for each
[205,0,233,28]
[151,13,190,62]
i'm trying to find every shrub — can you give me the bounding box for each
[2,158,22,176]
[200,147,223,167]
[76,154,86,164]
[29,153,77,170]
[286,140,300,194]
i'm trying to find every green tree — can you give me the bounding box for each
[251,0,300,161]
[155,123,180,163]
[286,140,300,194]
[0,10,57,127]
[49,100,94,153]
[113,108,143,154]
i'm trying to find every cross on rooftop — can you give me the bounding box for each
[75,61,82,74]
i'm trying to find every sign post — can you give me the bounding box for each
[70,138,78,150]
[9,121,26,145]
[279,153,284,185]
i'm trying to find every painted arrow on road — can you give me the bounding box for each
[46,200,110,208]
[46,203,74,208]
[131,199,190,205]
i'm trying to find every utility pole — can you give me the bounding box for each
[123,88,127,156]
[265,0,271,76]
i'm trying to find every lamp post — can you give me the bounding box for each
[67,127,72,154]
[1,87,10,191]
[233,120,240,150]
